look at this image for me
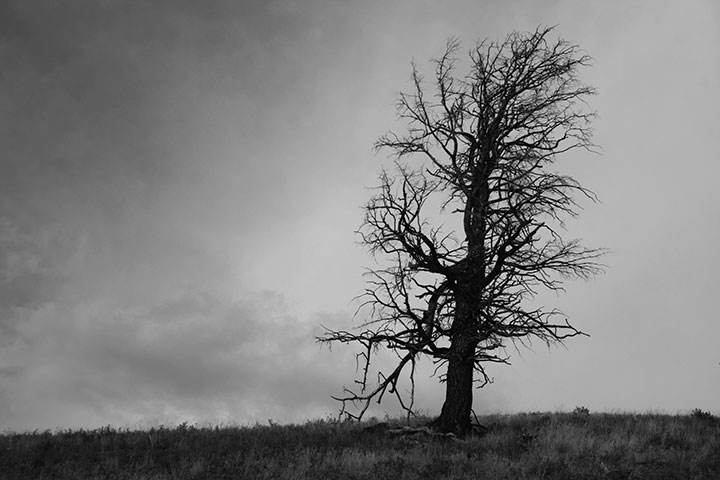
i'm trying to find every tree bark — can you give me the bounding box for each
[431,334,475,435]
[431,293,478,435]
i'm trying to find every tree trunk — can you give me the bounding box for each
[431,333,476,436]
[431,251,483,436]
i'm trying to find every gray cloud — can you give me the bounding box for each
[0,290,355,431]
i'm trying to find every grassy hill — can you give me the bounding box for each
[1,410,718,479]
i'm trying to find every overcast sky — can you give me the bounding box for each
[1,0,718,432]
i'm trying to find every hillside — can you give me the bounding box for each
[1,410,718,479]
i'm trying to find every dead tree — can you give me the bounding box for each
[319,26,605,436]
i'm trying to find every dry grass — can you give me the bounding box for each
[1,410,718,479]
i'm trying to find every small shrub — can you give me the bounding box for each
[690,408,716,421]
[572,406,590,417]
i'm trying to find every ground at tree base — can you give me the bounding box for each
[1,411,718,479]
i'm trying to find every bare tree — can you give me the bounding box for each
[319,26,605,436]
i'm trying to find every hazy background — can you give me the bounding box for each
[1,0,718,432]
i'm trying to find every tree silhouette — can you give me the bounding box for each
[319,26,605,436]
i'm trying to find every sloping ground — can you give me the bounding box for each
[1,412,718,479]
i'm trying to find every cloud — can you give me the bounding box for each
[0,290,357,431]
[0,218,89,345]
